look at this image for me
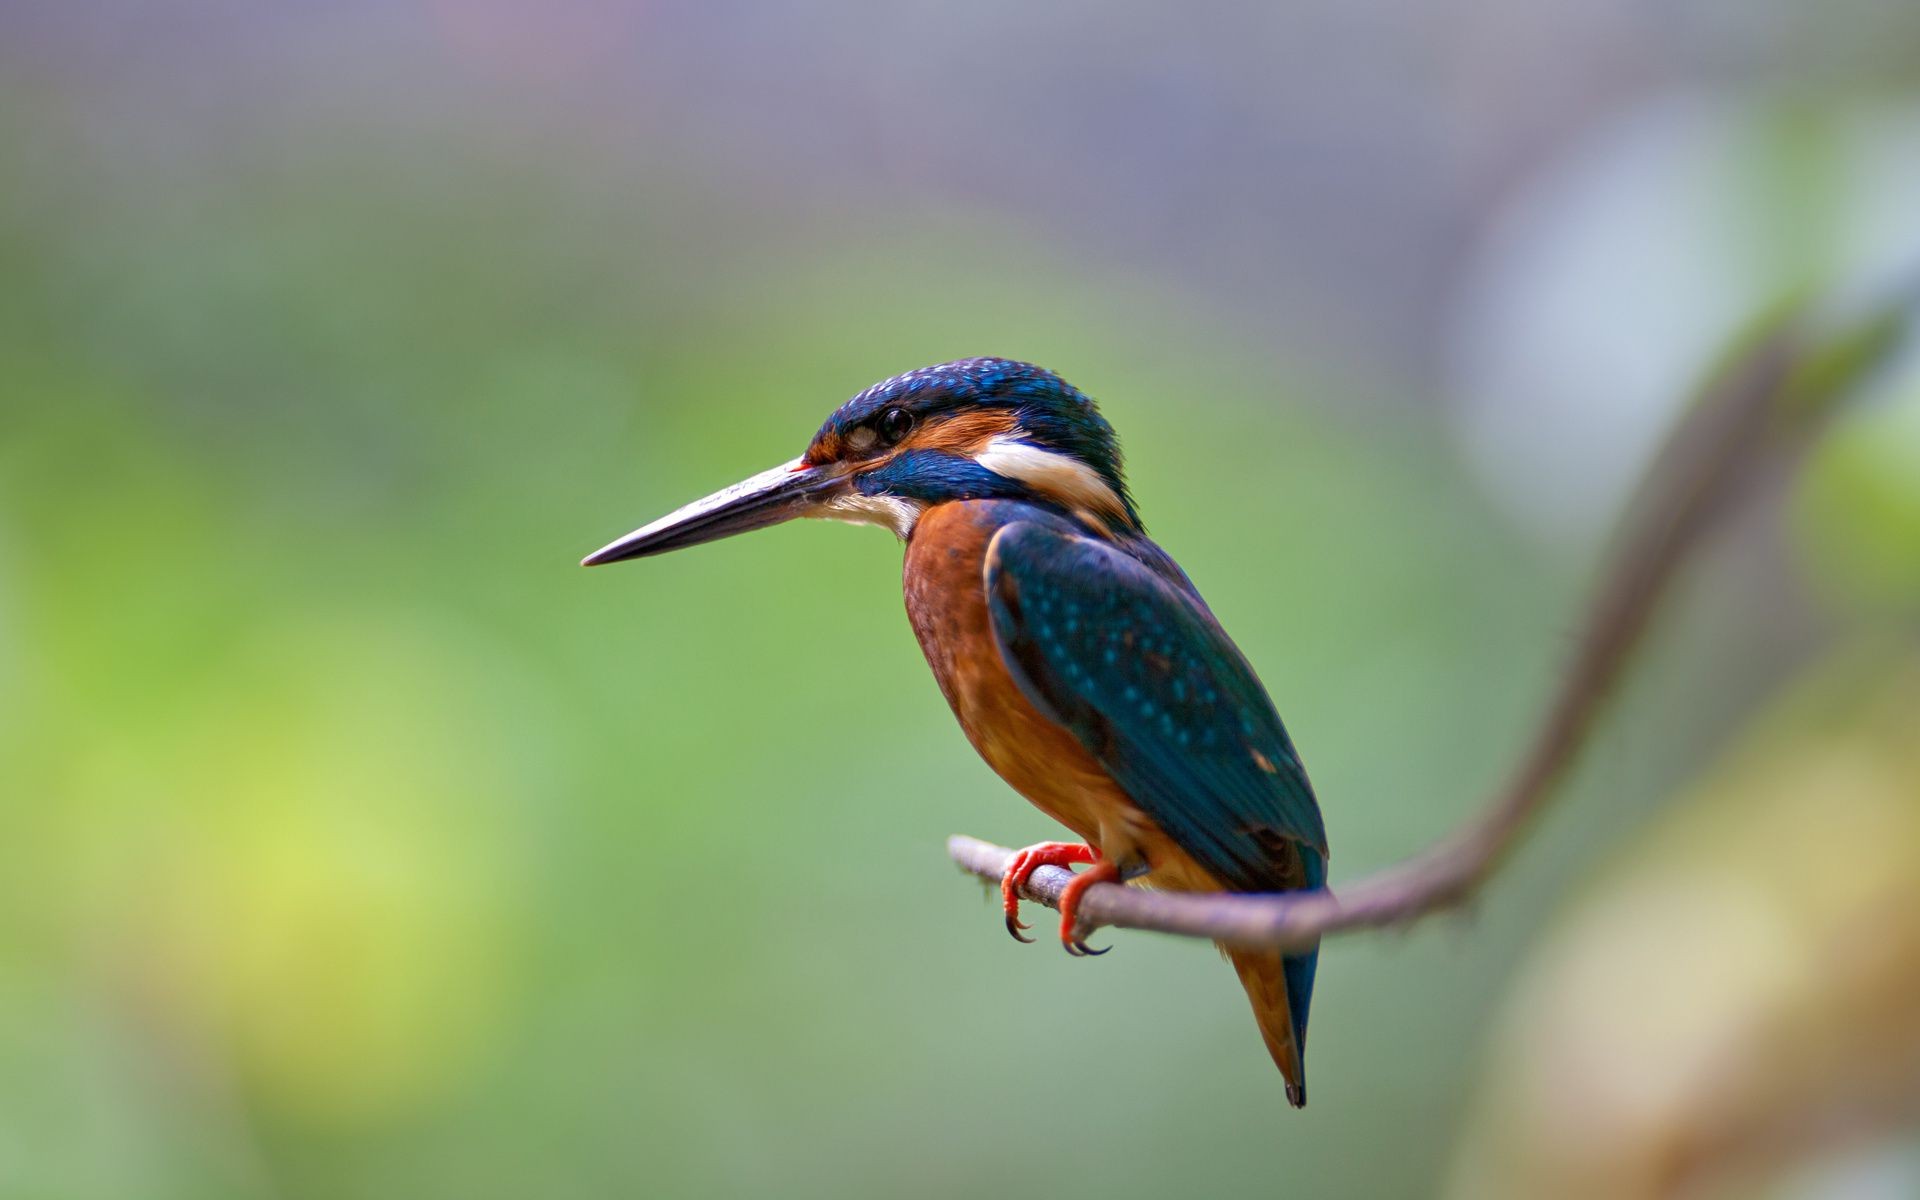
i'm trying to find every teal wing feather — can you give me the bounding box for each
[983,521,1326,892]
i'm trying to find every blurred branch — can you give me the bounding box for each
[949,292,1915,952]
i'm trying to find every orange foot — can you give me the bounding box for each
[1058,858,1121,957]
[1000,841,1118,957]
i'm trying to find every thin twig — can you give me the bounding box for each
[949,296,1912,952]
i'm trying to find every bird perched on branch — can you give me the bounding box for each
[583,359,1328,1106]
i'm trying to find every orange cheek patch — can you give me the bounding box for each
[910,409,1023,455]
[811,408,1020,470]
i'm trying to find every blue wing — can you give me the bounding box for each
[983,521,1327,893]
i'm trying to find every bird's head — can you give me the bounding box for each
[582,358,1139,565]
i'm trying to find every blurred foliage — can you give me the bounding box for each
[1450,649,1920,1200]
[1796,375,1920,613]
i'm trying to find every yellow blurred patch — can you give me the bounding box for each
[67,615,530,1130]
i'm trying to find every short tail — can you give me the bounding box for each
[1227,852,1323,1108]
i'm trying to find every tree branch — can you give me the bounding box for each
[949,295,1913,952]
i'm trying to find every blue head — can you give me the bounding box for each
[583,358,1139,564]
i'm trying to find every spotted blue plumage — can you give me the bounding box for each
[984,515,1326,1061]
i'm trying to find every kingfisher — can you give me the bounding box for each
[583,359,1328,1106]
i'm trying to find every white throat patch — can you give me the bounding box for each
[972,436,1129,528]
[816,491,925,539]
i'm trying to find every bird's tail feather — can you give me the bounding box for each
[1229,946,1312,1107]
[1228,853,1324,1108]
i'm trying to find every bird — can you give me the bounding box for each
[582,358,1328,1106]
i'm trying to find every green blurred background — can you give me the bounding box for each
[3,5,1919,1197]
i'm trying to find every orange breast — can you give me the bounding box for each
[903,502,1217,888]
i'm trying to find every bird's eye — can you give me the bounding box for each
[878,407,914,444]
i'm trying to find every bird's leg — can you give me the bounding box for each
[1058,859,1121,957]
[1000,841,1097,944]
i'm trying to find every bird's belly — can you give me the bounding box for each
[903,504,1149,851]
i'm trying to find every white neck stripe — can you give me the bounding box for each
[972,436,1129,527]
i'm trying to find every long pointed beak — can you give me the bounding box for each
[581,457,842,566]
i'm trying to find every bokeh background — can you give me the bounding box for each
[3,4,1919,1198]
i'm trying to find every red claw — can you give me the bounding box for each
[1058,858,1121,956]
[1000,841,1097,945]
